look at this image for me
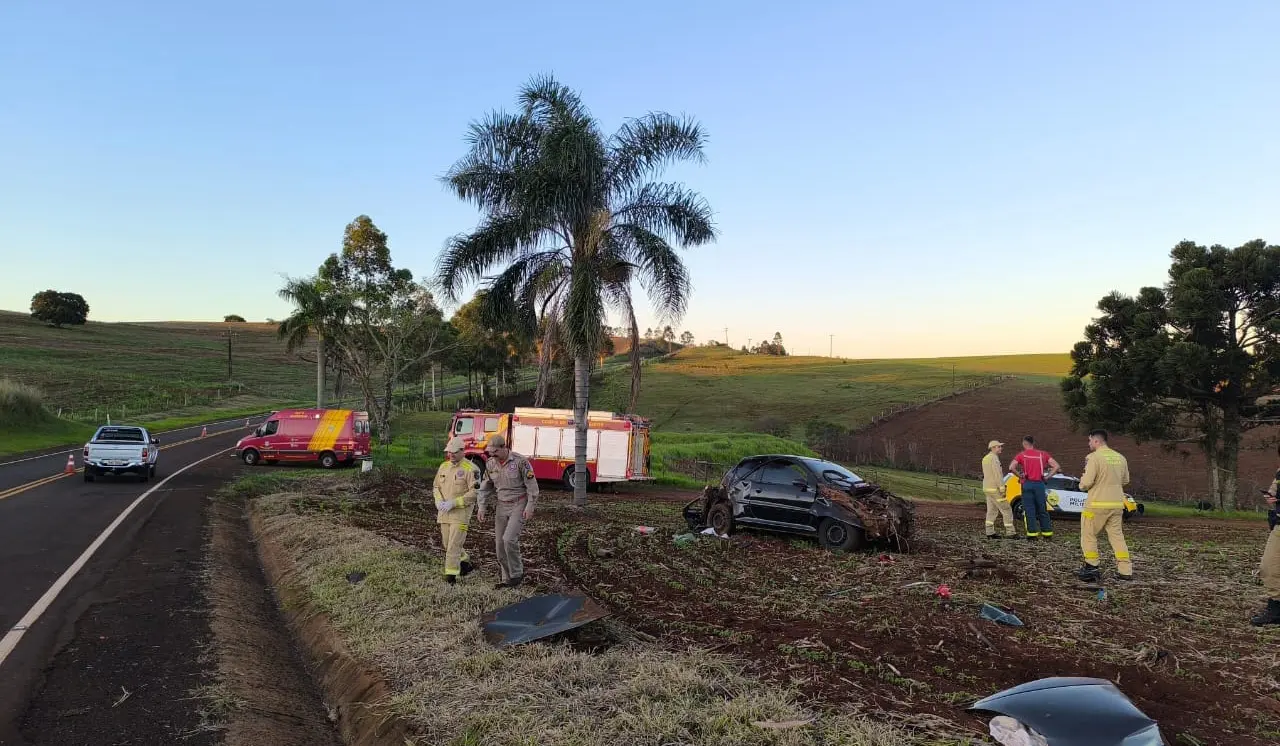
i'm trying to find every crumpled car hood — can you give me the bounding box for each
[968,677,1164,746]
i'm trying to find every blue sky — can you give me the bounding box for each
[2,1,1277,357]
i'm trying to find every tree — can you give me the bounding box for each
[30,290,89,327]
[278,276,348,408]
[313,216,453,443]
[662,325,675,352]
[223,314,246,323]
[437,75,716,506]
[1063,239,1280,509]
[680,330,694,346]
[644,327,654,340]
[773,331,783,347]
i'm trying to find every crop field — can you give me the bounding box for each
[590,347,1009,436]
[294,473,1280,746]
[853,380,1280,510]
[891,353,1072,380]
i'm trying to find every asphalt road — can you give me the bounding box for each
[0,415,262,494]
[0,424,252,745]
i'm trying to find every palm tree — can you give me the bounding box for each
[278,276,347,408]
[437,75,716,506]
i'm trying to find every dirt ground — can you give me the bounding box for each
[844,380,1280,508]
[306,477,1280,746]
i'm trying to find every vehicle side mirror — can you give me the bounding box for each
[792,479,810,491]
[151,438,159,445]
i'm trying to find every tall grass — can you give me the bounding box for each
[650,432,816,486]
[0,378,51,426]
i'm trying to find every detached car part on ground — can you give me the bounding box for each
[969,677,1164,746]
[683,455,915,551]
[83,425,160,482]
[1004,473,1144,522]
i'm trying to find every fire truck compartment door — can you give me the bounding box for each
[512,424,537,455]
[597,431,629,479]
[533,427,560,458]
[557,428,599,460]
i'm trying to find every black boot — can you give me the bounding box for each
[444,575,457,585]
[460,560,475,577]
[1076,563,1101,582]
[1251,599,1280,627]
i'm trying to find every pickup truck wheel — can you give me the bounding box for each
[319,451,338,469]
[818,518,865,551]
[241,449,260,466]
[708,501,733,536]
[138,469,149,483]
[83,470,94,483]
[150,465,158,478]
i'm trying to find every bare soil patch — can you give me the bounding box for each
[846,380,1279,506]
[312,486,1280,745]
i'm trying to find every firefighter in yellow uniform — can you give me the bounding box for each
[1251,454,1280,626]
[982,440,1016,538]
[1076,429,1132,582]
[434,437,478,585]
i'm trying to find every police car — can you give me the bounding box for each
[1004,473,1144,521]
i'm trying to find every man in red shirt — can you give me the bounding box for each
[1010,435,1061,540]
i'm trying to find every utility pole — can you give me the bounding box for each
[829,334,834,358]
[724,327,728,346]
[952,363,956,393]
[223,330,235,381]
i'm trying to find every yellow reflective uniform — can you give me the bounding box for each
[1079,446,1132,576]
[434,459,478,577]
[982,452,1016,536]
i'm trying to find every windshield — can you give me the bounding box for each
[802,458,864,487]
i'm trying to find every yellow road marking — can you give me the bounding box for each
[0,429,238,502]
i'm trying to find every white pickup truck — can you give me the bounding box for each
[83,425,160,482]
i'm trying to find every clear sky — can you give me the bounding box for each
[2,1,1277,357]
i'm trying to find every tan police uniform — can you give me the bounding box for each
[1079,445,1132,577]
[1262,470,1280,602]
[982,443,1016,537]
[434,454,478,579]
[478,450,539,585]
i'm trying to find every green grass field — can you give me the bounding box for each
[590,346,1039,437]
[0,311,318,419]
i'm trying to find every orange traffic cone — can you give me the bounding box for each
[201,426,208,438]
[64,453,75,474]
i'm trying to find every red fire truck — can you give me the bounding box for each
[448,407,652,490]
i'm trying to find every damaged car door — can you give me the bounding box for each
[746,459,818,532]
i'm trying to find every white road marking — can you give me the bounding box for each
[0,446,233,668]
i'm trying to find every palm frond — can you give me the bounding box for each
[614,182,717,246]
[608,113,707,189]
[611,224,691,320]
[519,74,588,124]
[436,211,550,302]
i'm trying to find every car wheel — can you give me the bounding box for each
[84,470,94,483]
[150,465,158,478]
[320,451,338,469]
[818,518,865,551]
[242,449,260,466]
[138,469,149,483]
[708,501,733,536]
[1010,498,1025,524]
[467,456,487,476]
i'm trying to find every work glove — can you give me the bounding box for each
[438,499,456,513]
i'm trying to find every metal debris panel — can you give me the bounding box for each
[481,593,611,648]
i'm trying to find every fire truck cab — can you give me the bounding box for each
[448,407,652,490]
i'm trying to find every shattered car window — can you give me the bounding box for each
[802,459,864,487]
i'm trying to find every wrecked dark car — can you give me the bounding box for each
[682,455,915,550]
